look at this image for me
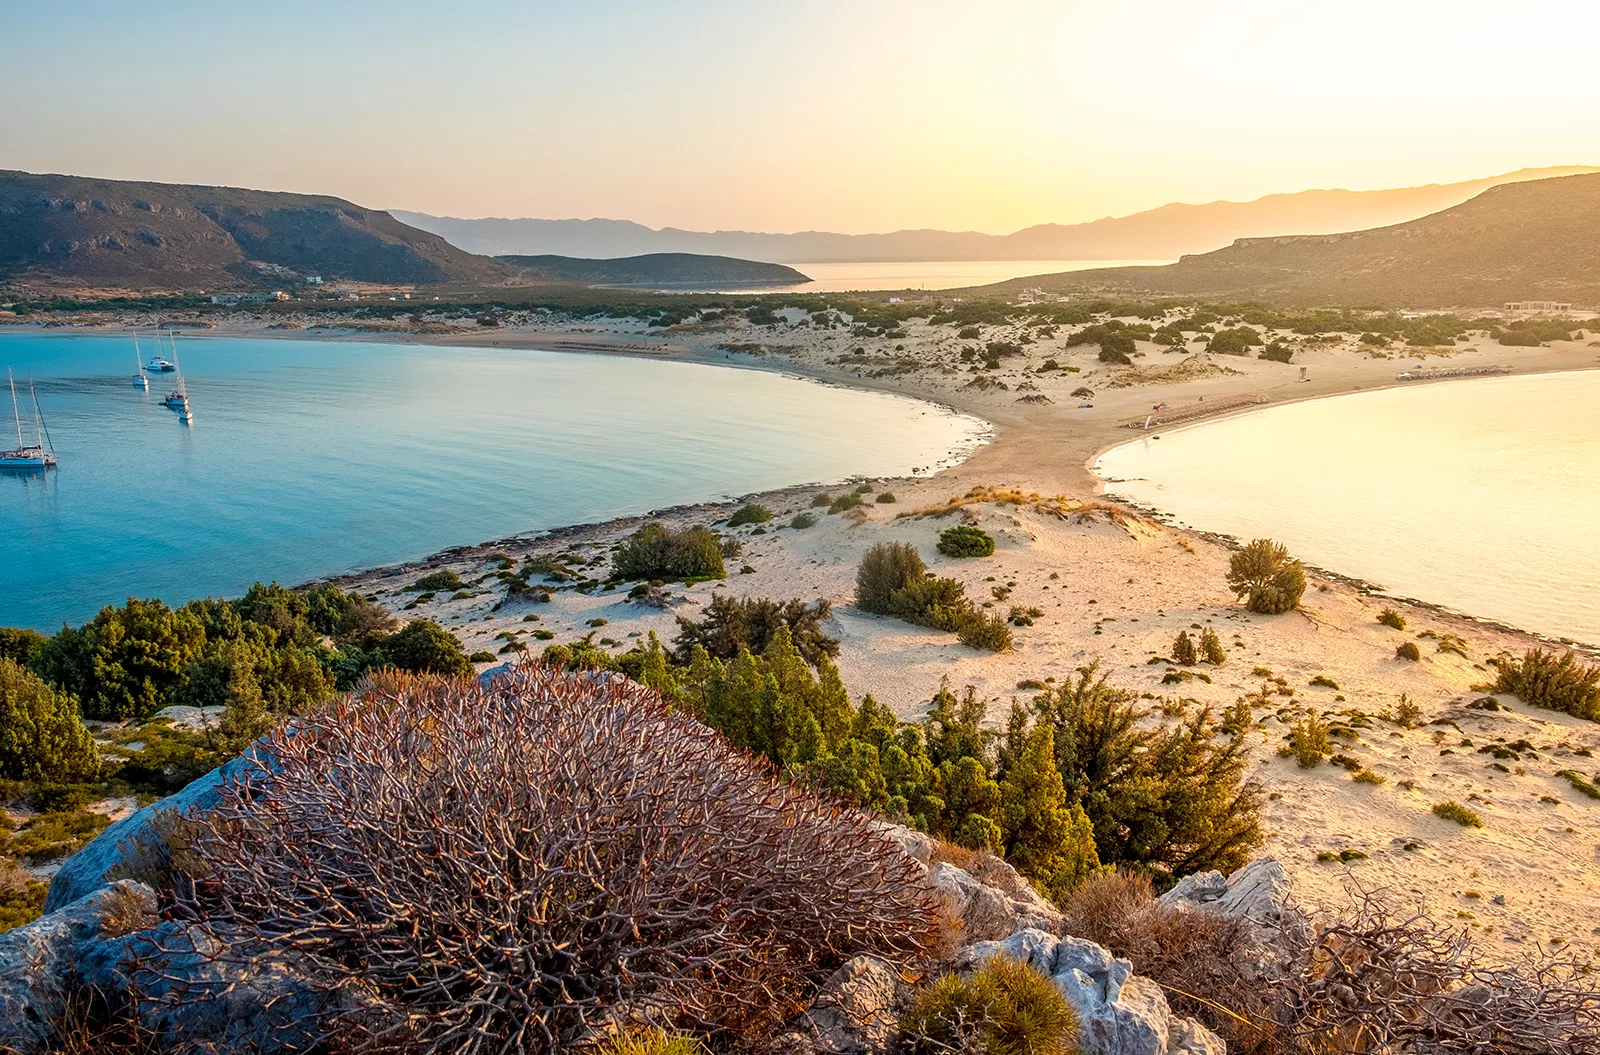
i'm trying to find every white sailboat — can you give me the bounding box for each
[162,335,192,420]
[1,370,57,470]
[132,333,149,388]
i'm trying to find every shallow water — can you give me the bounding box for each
[1094,371,1600,644]
[0,334,988,630]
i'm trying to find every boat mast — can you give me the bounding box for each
[29,380,50,452]
[8,370,22,450]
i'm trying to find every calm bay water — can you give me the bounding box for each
[1094,371,1600,645]
[1,334,988,630]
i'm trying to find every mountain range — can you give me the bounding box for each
[0,170,508,290]
[392,167,1597,264]
[1005,173,1600,308]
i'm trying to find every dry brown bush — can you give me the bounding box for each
[166,667,936,1054]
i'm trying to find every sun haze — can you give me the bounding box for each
[4,0,1598,233]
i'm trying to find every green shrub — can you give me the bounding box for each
[1432,801,1483,828]
[612,523,726,582]
[385,620,473,677]
[1285,712,1331,768]
[790,511,819,529]
[937,525,996,558]
[1098,343,1133,365]
[31,597,205,720]
[1172,631,1197,666]
[1377,608,1407,630]
[900,956,1078,1055]
[468,650,496,664]
[810,492,833,508]
[0,627,47,666]
[726,503,773,527]
[1390,694,1423,727]
[956,611,1014,653]
[828,492,866,514]
[1492,649,1600,721]
[1352,769,1386,785]
[0,659,100,784]
[1309,675,1340,690]
[1199,628,1226,665]
[1258,341,1293,363]
[1226,539,1306,614]
[1396,642,1422,662]
[411,569,464,593]
[875,492,897,504]
[857,542,928,615]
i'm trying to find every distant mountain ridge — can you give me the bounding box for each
[498,253,809,288]
[393,166,1597,263]
[0,170,508,289]
[1007,172,1600,308]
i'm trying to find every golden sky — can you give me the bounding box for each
[3,0,1597,233]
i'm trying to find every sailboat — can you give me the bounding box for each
[146,329,175,373]
[1,370,57,470]
[162,336,192,420]
[132,333,149,388]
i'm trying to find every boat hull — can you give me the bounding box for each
[0,450,56,470]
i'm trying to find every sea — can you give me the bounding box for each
[0,333,990,630]
[1094,370,1600,645]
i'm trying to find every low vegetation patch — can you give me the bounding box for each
[900,956,1077,1055]
[1377,607,1407,630]
[725,503,773,527]
[936,525,995,558]
[612,522,726,582]
[1432,800,1484,828]
[855,543,1011,652]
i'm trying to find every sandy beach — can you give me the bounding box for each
[13,305,1600,957]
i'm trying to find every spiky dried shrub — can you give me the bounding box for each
[167,667,936,1054]
[1061,872,1281,1055]
[1267,892,1600,1055]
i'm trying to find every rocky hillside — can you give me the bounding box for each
[1012,172,1600,308]
[497,252,810,288]
[0,170,510,290]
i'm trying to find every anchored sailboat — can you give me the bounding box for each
[1,370,57,470]
[162,336,192,421]
[132,333,149,388]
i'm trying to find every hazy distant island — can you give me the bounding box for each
[496,252,810,289]
[393,165,1596,263]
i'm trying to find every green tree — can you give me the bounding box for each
[36,598,206,720]
[1200,628,1227,665]
[1226,538,1307,614]
[999,721,1101,901]
[1172,630,1197,665]
[385,620,472,677]
[0,658,100,784]
[1032,662,1261,884]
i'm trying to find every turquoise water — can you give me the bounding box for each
[1094,371,1600,645]
[1,334,988,630]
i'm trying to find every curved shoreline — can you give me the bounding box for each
[8,318,1600,655]
[1087,368,1600,653]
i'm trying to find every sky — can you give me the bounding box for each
[3,0,1598,234]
